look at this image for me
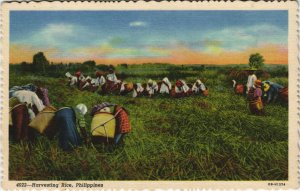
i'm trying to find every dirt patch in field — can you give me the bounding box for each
[125,99,141,105]
[159,102,171,110]
[197,101,211,110]
[59,79,67,85]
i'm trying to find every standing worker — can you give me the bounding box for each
[247,80,264,116]
[246,68,257,94]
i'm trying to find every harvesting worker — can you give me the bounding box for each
[106,68,121,84]
[192,79,206,94]
[79,75,92,90]
[132,83,145,98]
[246,68,257,94]
[75,71,84,87]
[101,68,120,93]
[95,71,106,87]
[172,79,191,98]
[120,81,134,95]
[159,77,172,94]
[12,90,46,119]
[262,81,285,103]
[9,85,50,142]
[146,79,159,97]
[247,80,264,116]
[55,103,88,151]
[65,72,78,87]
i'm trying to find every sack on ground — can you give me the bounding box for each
[91,111,116,143]
[28,105,57,138]
[203,89,209,97]
[90,104,131,144]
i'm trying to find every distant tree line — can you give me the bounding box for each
[10,52,287,79]
[10,52,116,77]
[10,52,207,78]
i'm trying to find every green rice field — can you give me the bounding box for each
[9,64,288,180]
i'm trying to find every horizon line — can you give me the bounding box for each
[9,62,288,66]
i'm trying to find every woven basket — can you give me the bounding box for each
[28,106,57,135]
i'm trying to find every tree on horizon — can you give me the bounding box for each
[248,53,265,69]
[32,52,49,74]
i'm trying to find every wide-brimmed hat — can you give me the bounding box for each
[65,72,72,78]
[126,82,134,90]
[76,103,88,115]
[90,102,115,116]
[263,83,270,92]
[254,80,262,87]
[148,79,153,85]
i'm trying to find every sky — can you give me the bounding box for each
[10,11,288,65]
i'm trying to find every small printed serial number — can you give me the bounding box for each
[16,183,27,187]
[268,183,286,186]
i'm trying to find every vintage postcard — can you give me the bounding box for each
[1,0,298,190]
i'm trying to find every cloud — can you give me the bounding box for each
[108,37,125,46]
[67,43,287,65]
[10,41,287,65]
[71,43,170,59]
[147,47,171,57]
[202,40,223,54]
[10,21,287,65]
[169,43,287,65]
[159,44,287,65]
[201,24,287,53]
[70,36,171,59]
[30,23,76,45]
[40,23,75,37]
[13,23,90,50]
[129,21,147,27]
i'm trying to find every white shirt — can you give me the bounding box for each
[82,81,91,89]
[65,72,78,86]
[192,80,206,93]
[107,73,120,83]
[175,80,190,93]
[146,81,159,95]
[85,76,92,82]
[133,83,144,98]
[83,76,106,89]
[78,74,86,82]
[12,90,45,112]
[160,77,172,94]
[246,74,257,92]
[120,82,127,92]
[91,76,106,86]
[95,76,106,86]
[69,76,78,86]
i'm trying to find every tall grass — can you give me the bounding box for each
[9,65,288,180]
